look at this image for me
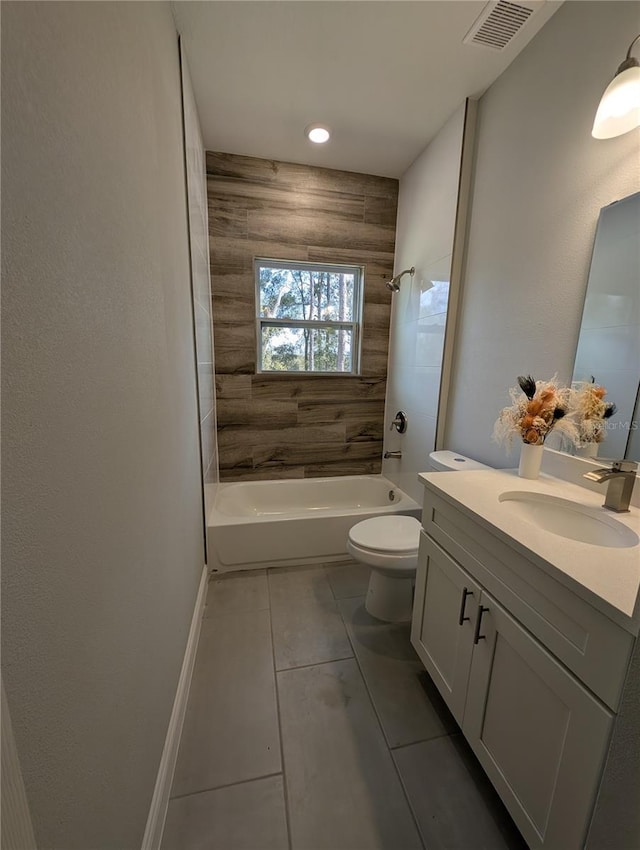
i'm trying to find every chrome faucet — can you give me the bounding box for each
[384,450,402,459]
[583,460,638,513]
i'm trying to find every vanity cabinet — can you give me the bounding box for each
[463,588,612,850]
[411,492,633,850]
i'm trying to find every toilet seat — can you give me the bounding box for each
[348,515,420,554]
[346,540,417,575]
[347,516,420,577]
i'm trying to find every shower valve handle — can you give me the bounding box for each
[390,411,408,434]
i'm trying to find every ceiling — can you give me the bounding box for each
[173,1,562,178]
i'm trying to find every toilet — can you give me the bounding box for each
[346,450,489,622]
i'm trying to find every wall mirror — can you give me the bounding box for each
[557,191,639,462]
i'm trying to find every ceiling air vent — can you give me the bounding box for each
[463,0,542,51]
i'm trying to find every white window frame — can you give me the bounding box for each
[255,258,364,375]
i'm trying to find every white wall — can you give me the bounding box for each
[446,1,640,468]
[383,106,466,502]
[1,3,204,848]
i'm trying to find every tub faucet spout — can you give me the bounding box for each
[583,459,638,513]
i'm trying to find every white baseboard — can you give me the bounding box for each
[141,564,208,850]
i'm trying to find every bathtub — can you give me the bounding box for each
[206,475,421,573]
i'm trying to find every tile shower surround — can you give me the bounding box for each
[164,563,526,850]
[206,152,399,481]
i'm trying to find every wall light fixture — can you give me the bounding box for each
[592,34,640,139]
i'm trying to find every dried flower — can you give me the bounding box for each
[493,375,579,448]
[570,380,617,446]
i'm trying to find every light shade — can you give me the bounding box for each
[592,64,640,139]
[305,124,330,144]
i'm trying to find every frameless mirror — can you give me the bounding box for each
[555,192,639,462]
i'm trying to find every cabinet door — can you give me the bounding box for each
[411,533,481,725]
[463,594,613,850]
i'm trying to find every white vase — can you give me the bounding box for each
[576,442,599,458]
[518,442,543,479]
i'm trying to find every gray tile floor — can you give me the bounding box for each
[163,562,527,850]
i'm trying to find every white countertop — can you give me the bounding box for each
[418,468,640,633]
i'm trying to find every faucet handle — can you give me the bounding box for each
[590,457,638,473]
[611,460,638,473]
[389,411,408,434]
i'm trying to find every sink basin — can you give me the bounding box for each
[498,491,639,548]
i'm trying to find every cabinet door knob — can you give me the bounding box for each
[473,605,490,644]
[458,587,473,625]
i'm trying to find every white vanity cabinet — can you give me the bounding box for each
[412,486,635,850]
[463,589,612,850]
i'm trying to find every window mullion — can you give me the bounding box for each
[259,319,356,330]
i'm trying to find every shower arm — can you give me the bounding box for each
[396,267,415,280]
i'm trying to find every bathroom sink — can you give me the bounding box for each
[498,491,639,548]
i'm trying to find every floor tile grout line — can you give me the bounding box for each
[322,562,368,603]
[337,601,392,745]
[323,561,366,603]
[336,600,427,850]
[389,746,429,850]
[324,564,341,603]
[267,570,294,850]
[389,729,456,752]
[169,771,284,802]
[205,571,272,619]
[275,654,355,675]
[335,597,402,751]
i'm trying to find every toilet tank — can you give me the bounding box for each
[428,450,490,472]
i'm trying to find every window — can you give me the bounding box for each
[255,259,363,374]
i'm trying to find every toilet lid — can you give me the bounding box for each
[349,516,421,554]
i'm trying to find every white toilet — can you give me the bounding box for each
[346,450,489,622]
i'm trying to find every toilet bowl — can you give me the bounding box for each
[347,450,490,622]
[347,515,420,622]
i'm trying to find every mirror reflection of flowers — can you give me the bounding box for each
[571,378,617,446]
[493,375,579,447]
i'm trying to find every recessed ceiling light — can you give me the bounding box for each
[305,123,331,144]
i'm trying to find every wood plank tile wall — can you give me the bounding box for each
[207,151,398,481]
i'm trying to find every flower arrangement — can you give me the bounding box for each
[571,378,617,446]
[493,375,579,447]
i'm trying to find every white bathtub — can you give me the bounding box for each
[206,475,421,573]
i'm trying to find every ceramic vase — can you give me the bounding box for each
[518,442,543,479]
[576,442,599,458]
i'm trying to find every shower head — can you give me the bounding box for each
[385,266,415,292]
